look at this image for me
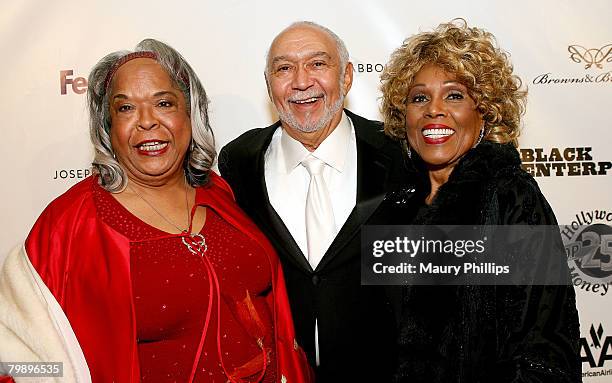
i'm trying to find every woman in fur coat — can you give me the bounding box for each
[373,19,581,382]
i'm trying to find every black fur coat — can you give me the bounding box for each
[370,142,581,383]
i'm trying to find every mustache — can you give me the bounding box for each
[287,89,324,102]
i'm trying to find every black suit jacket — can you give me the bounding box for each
[219,110,407,382]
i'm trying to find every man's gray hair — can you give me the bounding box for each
[265,21,350,78]
[87,38,216,193]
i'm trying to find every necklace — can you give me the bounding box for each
[129,179,191,233]
[128,179,207,255]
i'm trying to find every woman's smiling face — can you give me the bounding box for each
[405,64,483,170]
[108,58,192,186]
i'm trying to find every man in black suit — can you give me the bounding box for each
[219,21,405,382]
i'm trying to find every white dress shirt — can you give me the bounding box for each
[264,111,358,269]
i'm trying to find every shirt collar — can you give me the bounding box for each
[280,111,352,173]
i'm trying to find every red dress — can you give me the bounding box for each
[24,173,313,383]
[96,186,276,382]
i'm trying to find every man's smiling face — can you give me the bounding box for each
[266,25,351,134]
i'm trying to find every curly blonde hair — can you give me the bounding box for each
[380,19,526,146]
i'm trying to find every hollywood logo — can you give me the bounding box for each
[569,44,612,70]
[563,218,612,296]
[581,324,612,368]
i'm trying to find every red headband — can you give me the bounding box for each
[104,51,158,90]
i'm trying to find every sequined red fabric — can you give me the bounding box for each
[96,185,276,383]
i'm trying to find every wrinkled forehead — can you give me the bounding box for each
[269,26,339,64]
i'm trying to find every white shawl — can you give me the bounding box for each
[0,245,91,383]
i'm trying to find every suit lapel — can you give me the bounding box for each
[239,124,312,272]
[237,111,401,273]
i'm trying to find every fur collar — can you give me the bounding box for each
[395,142,523,225]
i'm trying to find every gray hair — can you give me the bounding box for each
[87,38,216,193]
[264,21,351,80]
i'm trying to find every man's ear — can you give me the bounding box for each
[343,62,354,95]
[264,72,273,101]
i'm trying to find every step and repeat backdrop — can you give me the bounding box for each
[1,0,610,379]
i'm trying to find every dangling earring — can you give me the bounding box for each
[474,125,485,147]
[407,146,412,160]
